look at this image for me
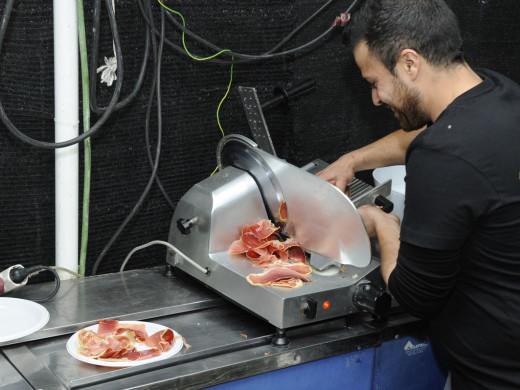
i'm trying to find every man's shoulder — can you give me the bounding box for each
[475,68,520,94]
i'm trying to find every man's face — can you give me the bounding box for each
[353,41,430,131]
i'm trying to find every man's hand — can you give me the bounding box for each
[316,128,424,193]
[358,205,401,284]
[357,205,400,236]
[315,154,355,193]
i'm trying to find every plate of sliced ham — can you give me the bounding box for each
[66,319,184,367]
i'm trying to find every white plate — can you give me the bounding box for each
[0,297,50,343]
[66,321,183,367]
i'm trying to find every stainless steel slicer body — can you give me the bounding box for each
[166,135,391,329]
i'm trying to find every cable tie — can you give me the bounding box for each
[331,12,351,27]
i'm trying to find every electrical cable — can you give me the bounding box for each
[77,0,92,277]
[155,2,235,177]
[265,0,339,54]
[143,0,175,210]
[160,3,331,60]
[150,0,360,64]
[91,3,167,276]
[157,3,235,139]
[89,0,151,114]
[146,11,329,64]
[51,266,82,278]
[216,58,234,138]
[9,266,61,302]
[96,2,237,274]
[134,0,245,65]
[95,0,240,274]
[32,267,60,302]
[0,0,123,149]
[158,0,231,61]
[120,240,208,274]
[210,57,234,176]
[136,0,228,64]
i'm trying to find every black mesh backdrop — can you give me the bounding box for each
[0,0,519,277]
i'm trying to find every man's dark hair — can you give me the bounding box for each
[343,0,464,72]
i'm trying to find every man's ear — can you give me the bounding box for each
[397,49,420,81]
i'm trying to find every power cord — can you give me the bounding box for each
[91,2,167,276]
[9,266,61,302]
[120,240,208,275]
[139,0,360,64]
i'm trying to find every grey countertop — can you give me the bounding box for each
[0,266,424,390]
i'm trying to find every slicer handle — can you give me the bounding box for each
[374,195,394,214]
[261,78,316,112]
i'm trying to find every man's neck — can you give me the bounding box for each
[426,63,483,122]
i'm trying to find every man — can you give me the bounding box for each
[317,1,520,389]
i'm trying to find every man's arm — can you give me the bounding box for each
[389,242,460,319]
[357,205,401,284]
[316,127,425,192]
[357,204,459,319]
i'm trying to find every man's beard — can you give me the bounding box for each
[391,78,430,132]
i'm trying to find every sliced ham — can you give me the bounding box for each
[279,202,288,222]
[249,219,279,240]
[98,336,133,359]
[229,239,249,254]
[116,349,162,361]
[145,328,174,352]
[287,246,306,263]
[271,278,303,288]
[267,239,285,252]
[77,330,110,357]
[228,219,312,289]
[253,255,279,267]
[119,324,148,342]
[246,246,270,259]
[242,229,270,250]
[77,328,135,359]
[76,320,181,362]
[246,267,311,286]
[113,329,137,346]
[262,261,312,275]
[97,319,119,335]
[229,219,308,266]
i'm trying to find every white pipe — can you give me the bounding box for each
[54,1,79,278]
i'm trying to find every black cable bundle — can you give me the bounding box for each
[0,0,123,148]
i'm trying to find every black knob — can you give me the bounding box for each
[353,282,392,320]
[176,216,199,235]
[302,297,318,319]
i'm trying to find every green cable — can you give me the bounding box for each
[157,0,234,175]
[211,57,234,176]
[77,0,91,277]
[158,0,231,61]
[216,57,234,138]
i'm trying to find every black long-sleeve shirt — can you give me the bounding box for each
[388,69,520,390]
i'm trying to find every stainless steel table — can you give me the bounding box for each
[0,266,427,390]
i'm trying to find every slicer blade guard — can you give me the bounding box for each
[217,134,371,268]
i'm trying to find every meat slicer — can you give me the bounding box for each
[166,134,393,335]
